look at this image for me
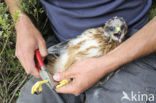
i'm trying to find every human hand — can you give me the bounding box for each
[53,58,109,95]
[15,17,47,78]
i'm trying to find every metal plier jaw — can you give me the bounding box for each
[31,50,54,94]
[32,49,71,95]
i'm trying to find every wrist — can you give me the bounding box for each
[15,13,33,32]
[96,53,121,76]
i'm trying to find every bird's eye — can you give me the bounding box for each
[121,25,124,31]
[109,26,114,31]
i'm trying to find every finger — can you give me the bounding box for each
[56,68,63,73]
[53,70,73,81]
[16,52,30,74]
[28,51,40,78]
[31,66,41,78]
[19,50,40,78]
[38,39,48,58]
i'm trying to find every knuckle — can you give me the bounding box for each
[40,39,46,45]
[42,52,48,57]
[72,88,81,95]
[15,51,21,58]
[25,67,33,74]
[25,69,30,74]
[15,51,18,57]
[74,91,80,96]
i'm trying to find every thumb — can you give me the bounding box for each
[38,40,48,57]
[53,70,72,81]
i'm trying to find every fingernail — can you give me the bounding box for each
[53,73,60,81]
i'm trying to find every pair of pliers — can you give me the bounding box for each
[31,49,54,94]
[32,49,71,94]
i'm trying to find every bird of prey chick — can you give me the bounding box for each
[46,17,128,87]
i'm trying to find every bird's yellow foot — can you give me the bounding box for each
[56,79,69,89]
[31,80,48,95]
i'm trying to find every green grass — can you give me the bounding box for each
[0,0,52,103]
[149,1,156,20]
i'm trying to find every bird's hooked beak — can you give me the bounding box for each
[114,27,121,37]
[114,27,122,43]
[116,27,121,36]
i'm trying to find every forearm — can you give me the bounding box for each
[5,0,32,31]
[5,0,20,15]
[99,17,156,74]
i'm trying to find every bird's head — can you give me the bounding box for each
[104,17,128,43]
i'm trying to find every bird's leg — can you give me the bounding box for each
[31,80,48,94]
[56,79,69,89]
[56,78,73,89]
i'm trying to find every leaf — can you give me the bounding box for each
[39,8,44,14]
[0,31,4,37]
[8,76,13,81]
[15,93,19,97]
[0,17,5,25]
[13,10,22,23]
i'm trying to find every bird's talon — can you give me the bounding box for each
[34,91,41,95]
[31,80,48,94]
[39,86,42,92]
[56,79,69,89]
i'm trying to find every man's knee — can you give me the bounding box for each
[85,53,156,103]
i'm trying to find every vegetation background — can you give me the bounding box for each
[0,0,156,103]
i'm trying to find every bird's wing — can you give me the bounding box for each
[47,40,69,55]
